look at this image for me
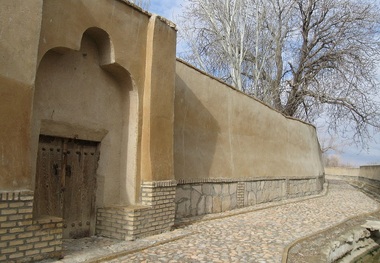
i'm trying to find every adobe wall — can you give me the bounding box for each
[174,60,325,220]
[0,0,177,261]
[359,165,380,181]
[325,166,380,197]
[0,0,43,191]
[325,167,360,181]
[325,166,380,182]
[1,0,326,261]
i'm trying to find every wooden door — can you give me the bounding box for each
[34,135,99,239]
[34,136,65,219]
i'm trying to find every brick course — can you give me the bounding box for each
[96,180,177,241]
[0,191,62,263]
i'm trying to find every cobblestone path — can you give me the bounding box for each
[110,181,379,263]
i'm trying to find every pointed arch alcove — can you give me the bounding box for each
[31,27,139,238]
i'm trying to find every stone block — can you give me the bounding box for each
[251,191,258,205]
[229,183,237,195]
[192,185,202,194]
[222,184,229,196]
[197,196,205,215]
[221,196,231,211]
[176,199,190,218]
[213,196,222,213]
[201,184,214,196]
[213,184,222,194]
[190,189,201,208]
[175,187,191,203]
[230,194,237,209]
[205,196,213,214]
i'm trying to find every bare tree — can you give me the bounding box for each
[179,0,380,145]
[180,0,252,91]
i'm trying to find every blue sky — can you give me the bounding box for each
[148,1,380,167]
[148,0,185,22]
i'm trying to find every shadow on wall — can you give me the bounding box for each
[174,75,220,181]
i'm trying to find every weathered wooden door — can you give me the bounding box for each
[34,135,99,239]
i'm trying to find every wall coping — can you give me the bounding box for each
[176,59,317,129]
[176,175,324,185]
[141,180,178,188]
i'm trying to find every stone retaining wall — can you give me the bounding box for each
[175,176,324,221]
[96,181,177,240]
[288,178,324,198]
[244,180,286,206]
[0,191,62,263]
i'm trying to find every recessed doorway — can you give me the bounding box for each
[33,135,99,239]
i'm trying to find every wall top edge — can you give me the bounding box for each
[360,165,380,168]
[117,0,177,29]
[141,180,178,188]
[175,58,317,130]
[176,175,324,185]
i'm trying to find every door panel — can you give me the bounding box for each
[63,139,98,238]
[34,135,98,239]
[34,136,64,218]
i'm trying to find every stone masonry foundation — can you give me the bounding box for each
[175,176,324,221]
[0,190,63,263]
[96,180,177,241]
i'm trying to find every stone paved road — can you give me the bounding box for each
[109,181,379,263]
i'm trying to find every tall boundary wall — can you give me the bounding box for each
[174,60,325,221]
[0,1,324,262]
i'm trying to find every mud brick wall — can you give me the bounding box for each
[175,176,325,221]
[96,181,177,241]
[0,190,62,263]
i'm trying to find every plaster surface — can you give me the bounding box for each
[0,0,177,199]
[360,165,380,181]
[174,60,324,181]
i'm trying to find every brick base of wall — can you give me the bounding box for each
[96,180,177,241]
[0,190,63,263]
[175,176,325,221]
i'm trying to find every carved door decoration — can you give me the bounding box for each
[34,135,99,239]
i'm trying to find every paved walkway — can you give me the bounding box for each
[51,180,379,263]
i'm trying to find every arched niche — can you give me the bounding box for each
[32,27,139,222]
